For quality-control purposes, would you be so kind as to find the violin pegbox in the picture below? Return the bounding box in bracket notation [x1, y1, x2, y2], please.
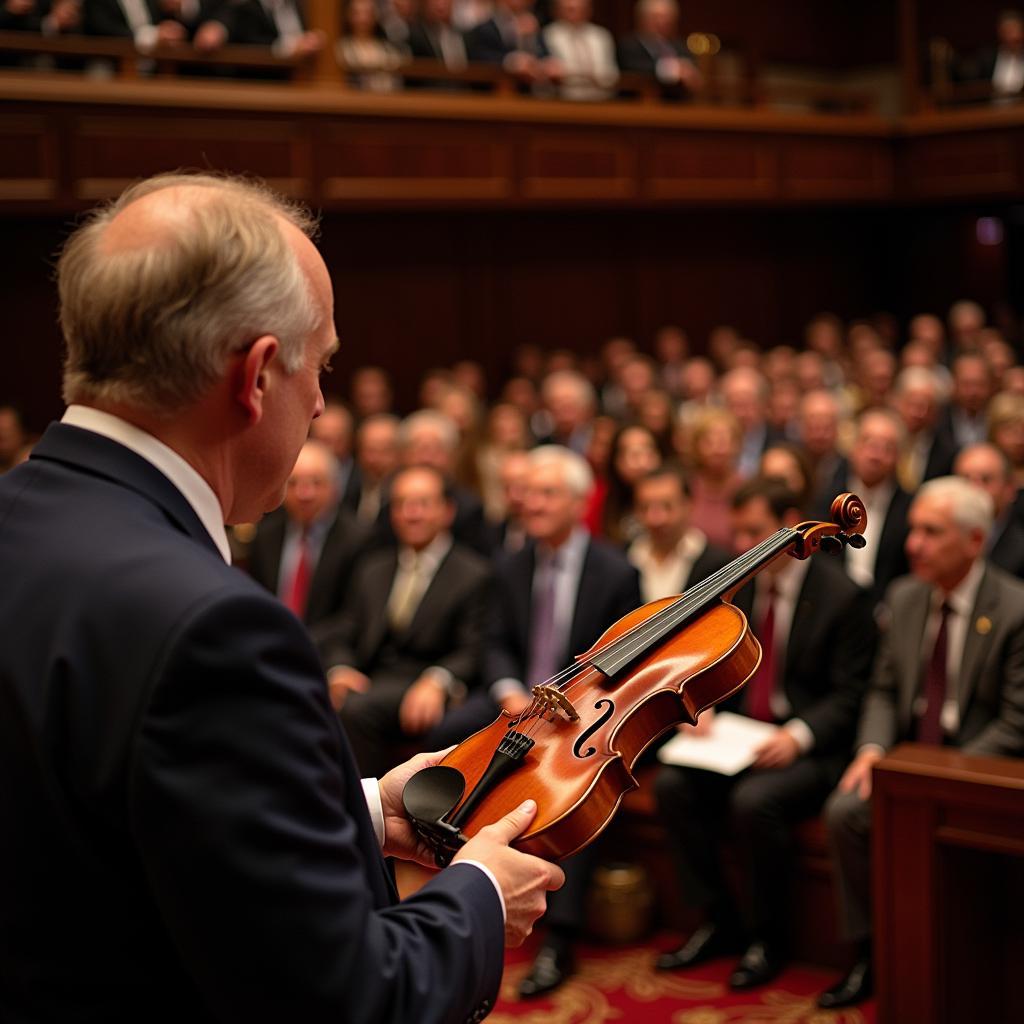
[791, 492, 868, 559]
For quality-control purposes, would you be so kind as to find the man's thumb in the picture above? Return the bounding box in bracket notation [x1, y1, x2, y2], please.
[483, 799, 537, 845]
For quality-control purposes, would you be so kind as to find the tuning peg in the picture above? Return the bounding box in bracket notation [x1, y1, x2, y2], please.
[820, 536, 843, 555]
[847, 534, 867, 549]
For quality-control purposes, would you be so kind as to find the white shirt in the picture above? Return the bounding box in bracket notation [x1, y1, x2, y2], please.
[628, 527, 708, 603]
[845, 475, 895, 589]
[543, 20, 619, 101]
[60, 407, 506, 917]
[994, 50, 1024, 96]
[278, 513, 332, 601]
[752, 558, 815, 752]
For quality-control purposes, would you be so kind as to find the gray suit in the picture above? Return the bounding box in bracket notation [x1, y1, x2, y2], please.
[825, 562, 1024, 941]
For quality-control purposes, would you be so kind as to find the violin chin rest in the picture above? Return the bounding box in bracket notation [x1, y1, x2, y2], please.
[402, 765, 467, 826]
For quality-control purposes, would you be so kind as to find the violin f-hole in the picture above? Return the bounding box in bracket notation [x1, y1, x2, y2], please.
[573, 699, 615, 759]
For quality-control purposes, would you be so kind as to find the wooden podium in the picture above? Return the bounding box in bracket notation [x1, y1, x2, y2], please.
[873, 744, 1024, 1024]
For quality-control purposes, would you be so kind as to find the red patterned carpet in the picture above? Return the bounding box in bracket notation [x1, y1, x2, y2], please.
[490, 935, 876, 1024]
[395, 864, 875, 1023]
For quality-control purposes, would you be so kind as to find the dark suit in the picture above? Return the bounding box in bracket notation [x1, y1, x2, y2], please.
[815, 461, 911, 606]
[246, 505, 369, 628]
[825, 563, 1024, 941]
[210, 0, 305, 46]
[0, 423, 502, 1024]
[616, 32, 694, 99]
[655, 556, 877, 947]
[466, 14, 551, 63]
[83, 0, 202, 38]
[989, 513, 1024, 577]
[316, 542, 492, 776]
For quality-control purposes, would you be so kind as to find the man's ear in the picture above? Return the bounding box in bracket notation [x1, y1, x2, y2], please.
[235, 336, 279, 424]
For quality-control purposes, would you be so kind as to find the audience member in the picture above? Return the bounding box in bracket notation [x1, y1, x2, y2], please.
[194, 0, 323, 58]
[720, 367, 776, 479]
[594, 422, 662, 544]
[686, 407, 744, 550]
[937, 352, 993, 451]
[816, 408, 910, 605]
[490, 448, 531, 552]
[466, 0, 563, 93]
[317, 464, 492, 776]
[379, 0, 415, 51]
[337, 0, 404, 92]
[948, 299, 987, 354]
[478, 401, 531, 520]
[408, 0, 470, 84]
[654, 324, 689, 398]
[350, 365, 395, 419]
[759, 442, 813, 513]
[637, 387, 676, 456]
[542, 0, 618, 101]
[84, 0, 201, 49]
[308, 399, 361, 511]
[655, 478, 875, 990]
[247, 439, 369, 627]
[1, 0, 79, 35]
[628, 463, 732, 602]
[352, 412, 401, 523]
[820, 476, 1024, 1009]
[616, 0, 700, 99]
[796, 389, 844, 496]
[955, 442, 1024, 576]
[892, 367, 955, 492]
[539, 368, 597, 454]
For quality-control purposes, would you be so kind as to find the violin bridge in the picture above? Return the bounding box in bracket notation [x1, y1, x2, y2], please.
[532, 684, 580, 722]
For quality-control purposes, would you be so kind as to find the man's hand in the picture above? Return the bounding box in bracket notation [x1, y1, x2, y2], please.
[193, 20, 227, 52]
[455, 800, 565, 947]
[156, 19, 186, 44]
[500, 692, 533, 717]
[752, 728, 800, 770]
[327, 667, 370, 711]
[378, 746, 457, 866]
[399, 676, 446, 735]
[838, 749, 882, 801]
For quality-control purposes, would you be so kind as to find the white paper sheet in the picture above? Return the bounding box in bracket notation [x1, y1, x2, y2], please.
[656, 711, 778, 776]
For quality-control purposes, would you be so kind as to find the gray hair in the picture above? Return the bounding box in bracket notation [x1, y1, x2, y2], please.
[541, 369, 597, 412]
[528, 444, 594, 498]
[58, 172, 320, 413]
[894, 366, 944, 400]
[400, 409, 459, 453]
[916, 476, 994, 535]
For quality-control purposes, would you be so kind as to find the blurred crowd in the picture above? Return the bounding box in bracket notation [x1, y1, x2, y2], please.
[0, 0, 704, 98]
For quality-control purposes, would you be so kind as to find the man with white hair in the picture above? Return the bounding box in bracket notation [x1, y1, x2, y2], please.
[539, 369, 596, 455]
[432, 444, 641, 999]
[0, 173, 564, 1023]
[892, 366, 956, 492]
[720, 366, 780, 479]
[819, 475, 1024, 1009]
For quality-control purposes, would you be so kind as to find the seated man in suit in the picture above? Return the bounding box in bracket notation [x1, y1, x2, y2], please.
[935, 352, 993, 452]
[542, 0, 619, 102]
[432, 444, 642, 998]
[815, 407, 911, 607]
[352, 412, 401, 524]
[408, 0, 469, 72]
[0, 171, 562, 1023]
[655, 478, 876, 990]
[616, 0, 700, 99]
[318, 464, 492, 777]
[955, 442, 1024, 577]
[466, 0, 564, 92]
[893, 366, 956, 492]
[84, 0, 204, 49]
[627, 462, 732, 602]
[820, 475, 1024, 1009]
[247, 439, 368, 628]
[193, 0, 323, 58]
[309, 399, 361, 512]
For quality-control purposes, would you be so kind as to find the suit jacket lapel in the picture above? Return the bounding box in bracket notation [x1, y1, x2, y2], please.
[403, 547, 453, 638]
[959, 566, 999, 716]
[363, 552, 398, 659]
[569, 541, 597, 659]
[897, 581, 931, 725]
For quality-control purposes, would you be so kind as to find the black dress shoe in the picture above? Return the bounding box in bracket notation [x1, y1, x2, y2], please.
[728, 940, 786, 990]
[518, 942, 574, 999]
[655, 922, 743, 971]
[818, 958, 873, 1009]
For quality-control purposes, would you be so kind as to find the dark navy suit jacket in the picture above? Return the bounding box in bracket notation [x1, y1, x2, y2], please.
[0, 423, 502, 1024]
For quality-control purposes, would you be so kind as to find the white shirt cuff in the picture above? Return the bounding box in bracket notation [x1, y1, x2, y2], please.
[858, 743, 886, 759]
[134, 25, 159, 52]
[491, 677, 529, 702]
[423, 666, 463, 700]
[456, 859, 506, 923]
[361, 778, 385, 849]
[782, 718, 815, 754]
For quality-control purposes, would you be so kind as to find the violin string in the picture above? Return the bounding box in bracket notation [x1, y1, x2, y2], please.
[561, 528, 797, 688]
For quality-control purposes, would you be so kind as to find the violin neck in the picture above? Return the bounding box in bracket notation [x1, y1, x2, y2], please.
[590, 527, 797, 678]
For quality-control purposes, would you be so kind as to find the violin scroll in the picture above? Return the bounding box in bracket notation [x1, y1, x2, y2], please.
[792, 492, 868, 558]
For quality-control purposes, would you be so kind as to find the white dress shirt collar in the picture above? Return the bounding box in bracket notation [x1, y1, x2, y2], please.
[61, 405, 232, 564]
[398, 531, 453, 574]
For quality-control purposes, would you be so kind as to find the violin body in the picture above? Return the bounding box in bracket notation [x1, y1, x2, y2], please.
[403, 493, 867, 867]
[440, 598, 760, 860]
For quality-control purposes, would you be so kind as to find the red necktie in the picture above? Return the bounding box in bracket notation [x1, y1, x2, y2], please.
[746, 583, 777, 722]
[284, 529, 312, 619]
[915, 602, 950, 745]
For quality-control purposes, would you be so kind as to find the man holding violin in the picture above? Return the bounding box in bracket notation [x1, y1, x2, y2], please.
[654, 477, 877, 990]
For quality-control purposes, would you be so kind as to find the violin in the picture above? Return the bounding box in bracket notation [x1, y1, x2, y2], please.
[403, 493, 867, 867]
